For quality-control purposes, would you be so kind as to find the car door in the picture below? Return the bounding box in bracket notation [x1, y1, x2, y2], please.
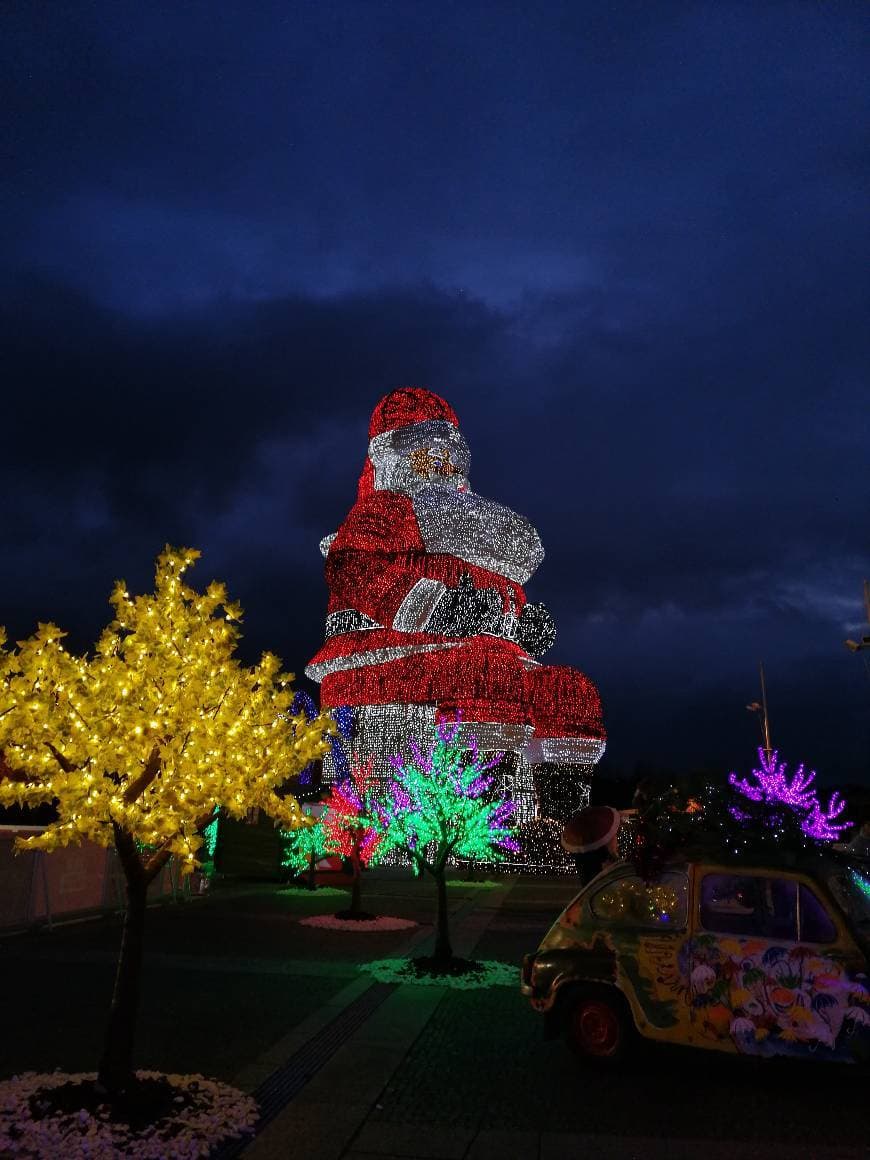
[689, 865, 869, 1060]
[585, 867, 693, 1043]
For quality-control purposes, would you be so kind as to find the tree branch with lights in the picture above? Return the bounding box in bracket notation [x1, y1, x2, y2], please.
[280, 806, 328, 891]
[280, 760, 389, 914]
[0, 546, 333, 1098]
[319, 758, 383, 919]
[627, 748, 852, 880]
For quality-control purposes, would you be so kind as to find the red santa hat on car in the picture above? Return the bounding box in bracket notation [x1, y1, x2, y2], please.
[358, 387, 463, 498]
[561, 806, 622, 854]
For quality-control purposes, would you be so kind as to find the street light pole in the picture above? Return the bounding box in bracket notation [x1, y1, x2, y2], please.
[746, 662, 773, 760]
[844, 580, 870, 653]
[759, 661, 772, 760]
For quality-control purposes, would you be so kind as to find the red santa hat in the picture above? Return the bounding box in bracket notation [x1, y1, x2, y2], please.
[561, 806, 622, 854]
[368, 387, 459, 440]
[358, 387, 460, 499]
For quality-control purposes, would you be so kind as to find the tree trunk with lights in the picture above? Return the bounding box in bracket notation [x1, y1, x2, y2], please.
[97, 827, 161, 1096]
[433, 868, 452, 963]
[349, 838, 363, 917]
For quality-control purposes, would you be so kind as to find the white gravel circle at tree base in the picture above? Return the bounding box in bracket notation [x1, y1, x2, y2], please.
[360, 958, 519, 989]
[299, 914, 418, 931]
[0, 1070, 258, 1159]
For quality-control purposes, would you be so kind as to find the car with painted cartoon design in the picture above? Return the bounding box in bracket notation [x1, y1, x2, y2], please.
[520, 854, 870, 1063]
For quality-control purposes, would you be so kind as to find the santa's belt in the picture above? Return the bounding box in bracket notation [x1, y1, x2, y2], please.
[323, 608, 521, 644]
[324, 609, 382, 638]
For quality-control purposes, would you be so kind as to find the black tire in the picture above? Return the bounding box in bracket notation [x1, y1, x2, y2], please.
[563, 986, 632, 1064]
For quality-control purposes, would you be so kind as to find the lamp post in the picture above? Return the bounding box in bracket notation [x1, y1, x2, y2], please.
[746, 661, 773, 761]
[844, 580, 870, 653]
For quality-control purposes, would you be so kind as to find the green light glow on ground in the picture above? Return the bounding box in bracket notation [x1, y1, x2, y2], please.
[360, 958, 518, 989]
[277, 885, 349, 897]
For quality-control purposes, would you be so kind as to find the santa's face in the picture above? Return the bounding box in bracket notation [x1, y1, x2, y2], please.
[409, 443, 462, 482]
[369, 419, 471, 494]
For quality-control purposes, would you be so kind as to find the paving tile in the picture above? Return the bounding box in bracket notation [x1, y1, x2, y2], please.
[350, 1121, 475, 1159]
[244, 1100, 371, 1160]
[466, 1128, 539, 1160]
[541, 1133, 667, 1160]
[300, 1042, 409, 1106]
[342, 1153, 417, 1160]
[233, 975, 374, 1090]
[294, 989, 447, 1107]
[540, 1136, 870, 1160]
[664, 1140, 868, 1160]
[355, 986, 447, 1047]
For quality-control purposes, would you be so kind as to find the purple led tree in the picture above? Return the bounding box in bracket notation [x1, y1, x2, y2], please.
[729, 748, 851, 841]
[370, 717, 518, 966]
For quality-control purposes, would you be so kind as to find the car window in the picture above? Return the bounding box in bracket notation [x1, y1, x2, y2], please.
[590, 871, 688, 929]
[828, 867, 870, 932]
[765, 876, 798, 939]
[699, 873, 798, 940]
[799, 883, 837, 943]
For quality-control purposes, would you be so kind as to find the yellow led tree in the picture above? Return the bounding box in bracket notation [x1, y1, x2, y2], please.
[0, 547, 333, 1097]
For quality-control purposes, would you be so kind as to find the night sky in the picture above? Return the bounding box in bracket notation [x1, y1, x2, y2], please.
[2, 3, 868, 785]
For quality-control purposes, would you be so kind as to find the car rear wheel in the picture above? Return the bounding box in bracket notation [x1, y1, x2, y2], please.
[567, 990, 629, 1062]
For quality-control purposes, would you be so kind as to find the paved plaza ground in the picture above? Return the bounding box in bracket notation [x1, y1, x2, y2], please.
[1, 872, 868, 1159]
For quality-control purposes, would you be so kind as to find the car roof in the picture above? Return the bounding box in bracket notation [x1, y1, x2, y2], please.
[603, 848, 862, 881]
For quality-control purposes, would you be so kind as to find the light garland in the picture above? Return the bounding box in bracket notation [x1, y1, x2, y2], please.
[306, 387, 607, 871]
[591, 876, 685, 925]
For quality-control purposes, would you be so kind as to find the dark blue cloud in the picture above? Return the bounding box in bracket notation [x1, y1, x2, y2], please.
[1, 0, 867, 782]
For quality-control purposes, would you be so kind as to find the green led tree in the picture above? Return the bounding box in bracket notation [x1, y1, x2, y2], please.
[370, 717, 518, 966]
[280, 805, 327, 891]
[280, 762, 383, 914]
[0, 547, 333, 1100]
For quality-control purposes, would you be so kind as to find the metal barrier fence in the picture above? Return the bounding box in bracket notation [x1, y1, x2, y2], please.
[0, 826, 202, 930]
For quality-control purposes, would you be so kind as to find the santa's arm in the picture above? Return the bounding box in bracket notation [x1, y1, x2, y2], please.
[392, 576, 448, 631]
[326, 494, 524, 635]
[326, 547, 512, 630]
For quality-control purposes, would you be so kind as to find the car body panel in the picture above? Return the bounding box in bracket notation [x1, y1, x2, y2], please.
[522, 857, 870, 1063]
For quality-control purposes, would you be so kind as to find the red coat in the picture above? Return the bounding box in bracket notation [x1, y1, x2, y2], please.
[306, 489, 605, 746]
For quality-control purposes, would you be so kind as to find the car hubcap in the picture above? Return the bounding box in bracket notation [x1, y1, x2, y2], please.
[575, 1000, 619, 1056]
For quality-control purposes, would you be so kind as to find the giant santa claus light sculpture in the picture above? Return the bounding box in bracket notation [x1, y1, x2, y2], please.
[306, 387, 606, 867]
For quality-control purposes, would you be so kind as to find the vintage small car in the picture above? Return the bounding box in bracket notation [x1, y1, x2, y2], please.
[520, 851, 870, 1063]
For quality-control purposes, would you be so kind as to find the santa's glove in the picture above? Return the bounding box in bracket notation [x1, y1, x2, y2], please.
[517, 602, 557, 658]
[427, 572, 503, 637]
